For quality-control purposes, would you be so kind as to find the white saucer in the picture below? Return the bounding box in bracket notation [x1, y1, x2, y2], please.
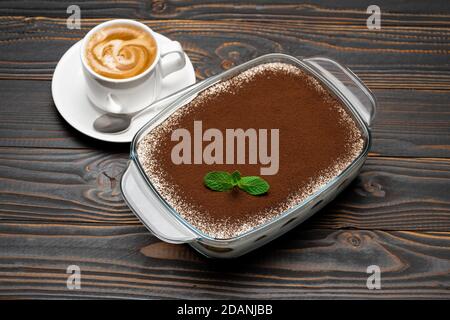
[52, 33, 196, 143]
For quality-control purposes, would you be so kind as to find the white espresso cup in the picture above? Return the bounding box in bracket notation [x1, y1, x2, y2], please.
[80, 19, 186, 114]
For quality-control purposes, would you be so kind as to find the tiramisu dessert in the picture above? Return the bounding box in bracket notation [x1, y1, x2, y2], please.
[137, 62, 365, 239]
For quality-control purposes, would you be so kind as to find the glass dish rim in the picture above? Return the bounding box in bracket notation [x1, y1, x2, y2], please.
[129, 53, 372, 244]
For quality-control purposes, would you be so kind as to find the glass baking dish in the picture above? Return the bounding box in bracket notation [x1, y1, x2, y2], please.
[121, 54, 376, 258]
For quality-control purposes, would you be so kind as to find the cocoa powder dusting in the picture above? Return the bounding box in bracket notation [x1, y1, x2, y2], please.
[137, 63, 365, 239]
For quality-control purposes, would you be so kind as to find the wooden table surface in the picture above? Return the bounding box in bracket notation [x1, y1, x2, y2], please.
[0, 0, 449, 299]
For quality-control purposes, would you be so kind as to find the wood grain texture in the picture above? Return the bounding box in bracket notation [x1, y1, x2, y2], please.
[0, 0, 449, 22]
[0, 16, 448, 87]
[0, 222, 448, 299]
[0, 0, 449, 300]
[1, 147, 449, 232]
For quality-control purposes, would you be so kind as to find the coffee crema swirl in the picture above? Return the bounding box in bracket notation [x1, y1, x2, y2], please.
[85, 24, 157, 79]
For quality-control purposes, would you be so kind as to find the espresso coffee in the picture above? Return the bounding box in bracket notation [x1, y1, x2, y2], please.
[137, 63, 365, 239]
[85, 24, 157, 79]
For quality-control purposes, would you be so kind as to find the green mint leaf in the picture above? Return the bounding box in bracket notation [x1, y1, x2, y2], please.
[237, 176, 270, 195]
[231, 171, 241, 184]
[204, 171, 234, 192]
[203, 171, 270, 196]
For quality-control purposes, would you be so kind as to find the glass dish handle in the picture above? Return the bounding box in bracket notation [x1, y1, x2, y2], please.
[121, 161, 197, 244]
[303, 57, 376, 126]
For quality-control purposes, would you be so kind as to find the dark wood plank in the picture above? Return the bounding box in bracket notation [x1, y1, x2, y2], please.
[0, 0, 449, 300]
[371, 90, 450, 158]
[309, 156, 450, 231]
[0, 80, 129, 149]
[1, 80, 450, 157]
[0, 17, 449, 88]
[1, 147, 450, 231]
[0, 147, 133, 224]
[0, 0, 449, 22]
[0, 222, 448, 299]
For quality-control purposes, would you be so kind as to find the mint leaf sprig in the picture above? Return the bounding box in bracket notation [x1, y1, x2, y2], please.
[204, 171, 270, 196]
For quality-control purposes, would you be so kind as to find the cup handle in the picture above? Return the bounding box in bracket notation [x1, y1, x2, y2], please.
[303, 57, 377, 126]
[121, 160, 197, 244]
[159, 41, 187, 78]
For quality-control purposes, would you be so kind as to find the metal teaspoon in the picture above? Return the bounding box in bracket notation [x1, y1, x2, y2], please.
[93, 81, 204, 134]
